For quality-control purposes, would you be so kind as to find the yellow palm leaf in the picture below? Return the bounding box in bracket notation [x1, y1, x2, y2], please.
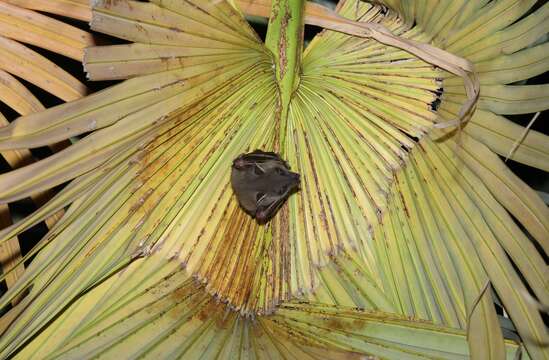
[0, 0, 547, 359]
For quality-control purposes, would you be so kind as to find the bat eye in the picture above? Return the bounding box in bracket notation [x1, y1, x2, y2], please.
[256, 192, 265, 201]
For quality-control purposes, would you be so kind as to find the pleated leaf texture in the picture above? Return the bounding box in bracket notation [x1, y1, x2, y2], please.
[0, 0, 548, 359]
[0, 0, 94, 305]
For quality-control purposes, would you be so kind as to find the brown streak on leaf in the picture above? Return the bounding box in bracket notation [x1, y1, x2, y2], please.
[278, 6, 289, 80]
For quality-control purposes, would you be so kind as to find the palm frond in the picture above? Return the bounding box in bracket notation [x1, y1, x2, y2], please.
[0, 1, 94, 295]
[0, 0, 547, 359]
[2, 0, 91, 21]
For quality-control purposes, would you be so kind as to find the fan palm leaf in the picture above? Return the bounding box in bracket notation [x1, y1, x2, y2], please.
[2, 0, 90, 21]
[0, 0, 547, 359]
[0, 0, 94, 294]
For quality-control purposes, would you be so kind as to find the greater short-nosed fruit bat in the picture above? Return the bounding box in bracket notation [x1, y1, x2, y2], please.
[231, 150, 300, 223]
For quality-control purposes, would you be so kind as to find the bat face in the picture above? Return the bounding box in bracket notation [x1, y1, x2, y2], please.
[231, 150, 300, 223]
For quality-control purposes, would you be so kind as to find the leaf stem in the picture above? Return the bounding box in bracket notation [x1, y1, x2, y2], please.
[264, 0, 305, 153]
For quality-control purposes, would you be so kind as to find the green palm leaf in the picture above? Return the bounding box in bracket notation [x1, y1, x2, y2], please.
[0, 0, 547, 359]
[0, 0, 94, 299]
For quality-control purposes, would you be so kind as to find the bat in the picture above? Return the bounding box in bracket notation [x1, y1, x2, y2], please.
[231, 150, 300, 223]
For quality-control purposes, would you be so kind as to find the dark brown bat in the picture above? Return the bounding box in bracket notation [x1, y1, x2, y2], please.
[231, 150, 300, 223]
